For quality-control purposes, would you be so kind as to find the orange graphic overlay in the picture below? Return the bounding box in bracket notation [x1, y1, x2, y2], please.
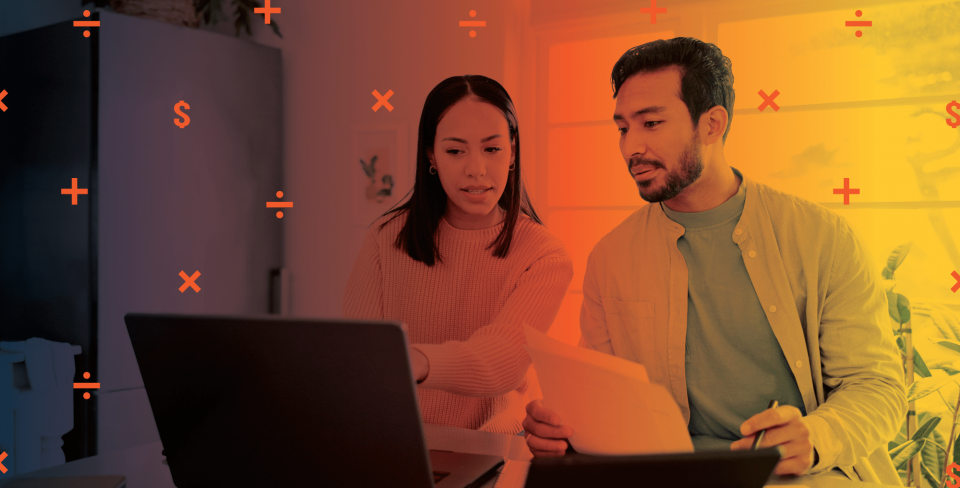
[757, 89, 780, 112]
[372, 89, 394, 112]
[459, 10, 486, 37]
[844, 10, 872, 38]
[179, 270, 201, 293]
[0, 90, 7, 112]
[74, 372, 100, 400]
[60, 178, 88, 205]
[833, 178, 861, 205]
[639, 0, 667, 24]
[267, 191, 293, 218]
[254, 0, 281, 24]
[0, 451, 7, 474]
[73, 10, 99, 37]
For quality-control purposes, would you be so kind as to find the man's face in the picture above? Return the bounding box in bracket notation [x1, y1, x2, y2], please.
[613, 67, 704, 203]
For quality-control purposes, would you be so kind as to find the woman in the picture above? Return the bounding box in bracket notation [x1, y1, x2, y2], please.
[342, 75, 573, 434]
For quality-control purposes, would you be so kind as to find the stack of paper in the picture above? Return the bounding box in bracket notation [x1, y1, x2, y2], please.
[524, 325, 693, 455]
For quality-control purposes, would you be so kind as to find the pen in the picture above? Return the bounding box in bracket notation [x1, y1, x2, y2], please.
[751, 400, 779, 450]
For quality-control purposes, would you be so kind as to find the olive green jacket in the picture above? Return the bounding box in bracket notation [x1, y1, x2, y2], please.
[578, 172, 906, 485]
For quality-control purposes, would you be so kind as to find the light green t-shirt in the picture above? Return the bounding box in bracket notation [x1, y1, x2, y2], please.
[661, 168, 806, 452]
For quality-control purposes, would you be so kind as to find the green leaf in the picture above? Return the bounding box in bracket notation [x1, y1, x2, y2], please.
[937, 339, 960, 355]
[897, 336, 908, 356]
[891, 439, 924, 470]
[942, 365, 960, 376]
[915, 349, 933, 378]
[887, 242, 913, 273]
[888, 292, 912, 325]
[953, 429, 960, 475]
[921, 457, 940, 488]
[882, 267, 894, 280]
[908, 375, 955, 402]
[913, 416, 942, 441]
[930, 305, 960, 342]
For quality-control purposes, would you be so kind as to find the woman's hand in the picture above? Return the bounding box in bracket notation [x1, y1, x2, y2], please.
[409, 346, 429, 383]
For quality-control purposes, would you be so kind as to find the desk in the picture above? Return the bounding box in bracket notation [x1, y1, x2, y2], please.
[0, 424, 901, 488]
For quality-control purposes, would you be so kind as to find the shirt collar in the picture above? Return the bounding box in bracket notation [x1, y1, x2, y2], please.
[659, 167, 746, 229]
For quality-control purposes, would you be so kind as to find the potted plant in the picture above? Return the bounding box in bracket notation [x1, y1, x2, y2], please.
[885, 242, 960, 487]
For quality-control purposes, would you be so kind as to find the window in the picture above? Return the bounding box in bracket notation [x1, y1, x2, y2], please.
[530, 0, 960, 346]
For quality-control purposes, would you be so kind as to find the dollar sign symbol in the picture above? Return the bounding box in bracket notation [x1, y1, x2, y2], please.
[947, 100, 960, 129]
[174, 100, 191, 129]
[948, 462, 960, 488]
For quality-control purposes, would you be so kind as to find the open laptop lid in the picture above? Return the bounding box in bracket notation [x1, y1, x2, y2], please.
[124, 313, 435, 487]
[524, 448, 781, 488]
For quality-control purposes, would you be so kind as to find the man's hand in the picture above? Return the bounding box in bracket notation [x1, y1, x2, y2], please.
[521, 400, 574, 457]
[730, 405, 814, 476]
[409, 346, 429, 383]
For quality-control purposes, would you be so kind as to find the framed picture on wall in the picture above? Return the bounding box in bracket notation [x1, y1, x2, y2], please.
[350, 123, 411, 222]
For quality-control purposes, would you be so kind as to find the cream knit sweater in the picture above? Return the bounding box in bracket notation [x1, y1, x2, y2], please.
[343, 210, 573, 433]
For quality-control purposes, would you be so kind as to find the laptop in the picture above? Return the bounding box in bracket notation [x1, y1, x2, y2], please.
[524, 448, 781, 488]
[124, 313, 504, 488]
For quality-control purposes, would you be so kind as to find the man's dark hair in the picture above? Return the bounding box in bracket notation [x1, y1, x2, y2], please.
[611, 37, 735, 143]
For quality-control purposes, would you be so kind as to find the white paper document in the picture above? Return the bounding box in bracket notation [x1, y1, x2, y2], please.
[524, 325, 694, 455]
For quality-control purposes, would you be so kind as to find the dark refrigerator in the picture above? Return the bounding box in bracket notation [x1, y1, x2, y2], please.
[0, 10, 282, 468]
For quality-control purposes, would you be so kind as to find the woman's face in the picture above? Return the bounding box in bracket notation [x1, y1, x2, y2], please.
[430, 98, 514, 229]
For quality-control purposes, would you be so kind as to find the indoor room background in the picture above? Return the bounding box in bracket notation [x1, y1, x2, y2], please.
[0, 0, 958, 483]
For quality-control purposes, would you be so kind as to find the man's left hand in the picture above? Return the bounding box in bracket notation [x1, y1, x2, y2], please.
[730, 405, 814, 476]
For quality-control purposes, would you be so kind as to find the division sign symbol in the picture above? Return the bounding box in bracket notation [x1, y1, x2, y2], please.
[267, 190, 293, 218]
[254, 0, 281, 24]
[459, 10, 486, 37]
[372, 89, 394, 112]
[73, 10, 100, 37]
[73, 372, 100, 400]
[952, 271, 960, 293]
[833, 178, 860, 205]
[758, 89, 780, 112]
[640, 0, 667, 24]
[0, 90, 7, 112]
[179, 270, 201, 293]
[845, 10, 872, 37]
[61, 178, 89, 205]
[0, 451, 7, 474]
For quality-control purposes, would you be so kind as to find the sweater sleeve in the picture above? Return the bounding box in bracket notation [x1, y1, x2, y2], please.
[411, 245, 574, 397]
[342, 226, 385, 320]
[803, 217, 907, 474]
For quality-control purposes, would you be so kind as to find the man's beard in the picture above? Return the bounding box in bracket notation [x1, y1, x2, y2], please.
[630, 135, 703, 203]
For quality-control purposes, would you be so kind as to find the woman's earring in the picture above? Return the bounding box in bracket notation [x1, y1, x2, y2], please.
[508, 162, 516, 171]
[429, 166, 438, 175]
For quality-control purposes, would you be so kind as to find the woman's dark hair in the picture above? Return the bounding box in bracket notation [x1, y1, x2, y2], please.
[611, 37, 735, 143]
[378, 75, 542, 266]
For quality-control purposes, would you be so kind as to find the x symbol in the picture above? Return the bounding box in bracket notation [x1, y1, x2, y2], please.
[758, 89, 780, 112]
[179, 270, 201, 293]
[952, 271, 960, 293]
[372, 89, 394, 112]
[0, 90, 7, 112]
[0, 451, 7, 474]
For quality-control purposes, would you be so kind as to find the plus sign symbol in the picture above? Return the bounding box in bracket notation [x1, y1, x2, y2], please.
[60, 178, 89, 205]
[833, 178, 860, 205]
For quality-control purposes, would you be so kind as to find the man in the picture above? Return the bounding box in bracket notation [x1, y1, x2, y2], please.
[522, 37, 906, 483]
